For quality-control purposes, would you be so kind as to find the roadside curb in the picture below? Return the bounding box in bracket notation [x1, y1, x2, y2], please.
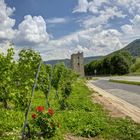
[86, 80, 140, 123]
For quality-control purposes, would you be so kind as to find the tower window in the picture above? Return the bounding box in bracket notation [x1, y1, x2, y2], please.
[78, 63, 80, 66]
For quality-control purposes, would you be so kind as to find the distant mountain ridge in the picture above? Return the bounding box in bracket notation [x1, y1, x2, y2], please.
[45, 39, 140, 66]
[45, 56, 102, 67]
[120, 39, 140, 57]
[106, 39, 140, 58]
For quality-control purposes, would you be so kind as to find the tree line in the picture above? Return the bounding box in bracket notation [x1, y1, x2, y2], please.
[85, 51, 134, 76]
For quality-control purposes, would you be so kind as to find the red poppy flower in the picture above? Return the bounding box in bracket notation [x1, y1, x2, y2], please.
[32, 113, 37, 119]
[36, 106, 45, 112]
[48, 108, 54, 116]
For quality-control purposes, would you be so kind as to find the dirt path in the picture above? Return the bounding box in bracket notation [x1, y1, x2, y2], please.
[92, 93, 126, 118]
[86, 81, 140, 123]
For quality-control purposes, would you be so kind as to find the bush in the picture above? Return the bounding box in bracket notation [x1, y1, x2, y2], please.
[31, 106, 60, 138]
[131, 57, 140, 73]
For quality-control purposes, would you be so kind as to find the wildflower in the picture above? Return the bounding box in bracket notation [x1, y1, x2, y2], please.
[36, 106, 45, 112]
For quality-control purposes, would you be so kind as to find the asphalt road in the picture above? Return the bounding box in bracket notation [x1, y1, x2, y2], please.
[91, 78, 140, 108]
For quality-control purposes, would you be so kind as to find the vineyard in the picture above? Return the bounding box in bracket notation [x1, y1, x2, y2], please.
[0, 48, 140, 140]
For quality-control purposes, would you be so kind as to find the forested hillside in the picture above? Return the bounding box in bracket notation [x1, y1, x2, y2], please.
[85, 39, 140, 76]
[85, 51, 133, 76]
[121, 39, 140, 57]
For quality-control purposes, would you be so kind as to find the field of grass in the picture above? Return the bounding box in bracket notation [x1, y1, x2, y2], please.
[0, 79, 140, 140]
[109, 79, 140, 86]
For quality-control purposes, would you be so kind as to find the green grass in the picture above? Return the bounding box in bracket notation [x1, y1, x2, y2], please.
[109, 79, 140, 86]
[0, 79, 140, 139]
[127, 73, 140, 76]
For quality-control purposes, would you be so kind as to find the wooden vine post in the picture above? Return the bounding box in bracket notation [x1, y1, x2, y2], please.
[21, 61, 42, 140]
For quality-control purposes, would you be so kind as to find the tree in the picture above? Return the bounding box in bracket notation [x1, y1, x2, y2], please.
[51, 63, 78, 109]
[0, 48, 15, 108]
[14, 49, 42, 110]
[59, 67, 78, 110]
[51, 63, 65, 99]
[38, 64, 52, 108]
[84, 51, 132, 76]
[110, 53, 130, 75]
[131, 57, 140, 72]
[102, 57, 111, 75]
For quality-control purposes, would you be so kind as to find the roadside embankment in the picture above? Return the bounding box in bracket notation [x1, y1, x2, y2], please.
[87, 81, 140, 123]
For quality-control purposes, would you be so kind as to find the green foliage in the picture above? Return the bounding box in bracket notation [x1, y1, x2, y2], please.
[31, 107, 59, 138]
[131, 57, 140, 73]
[38, 64, 52, 108]
[0, 108, 24, 139]
[85, 51, 132, 75]
[104, 118, 140, 140]
[51, 63, 78, 109]
[0, 79, 140, 140]
[110, 53, 130, 75]
[14, 49, 42, 110]
[52, 63, 65, 95]
[0, 47, 140, 140]
[0, 48, 15, 108]
[59, 67, 78, 110]
[62, 112, 107, 137]
[55, 80, 140, 139]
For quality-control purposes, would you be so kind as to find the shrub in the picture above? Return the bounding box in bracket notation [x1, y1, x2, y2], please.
[31, 106, 59, 138]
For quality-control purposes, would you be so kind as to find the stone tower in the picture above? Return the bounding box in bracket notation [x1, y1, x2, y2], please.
[71, 52, 85, 77]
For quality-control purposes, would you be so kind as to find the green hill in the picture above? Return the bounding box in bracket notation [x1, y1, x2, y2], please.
[45, 56, 102, 67]
[106, 39, 140, 58]
[120, 39, 140, 57]
[45, 59, 71, 67]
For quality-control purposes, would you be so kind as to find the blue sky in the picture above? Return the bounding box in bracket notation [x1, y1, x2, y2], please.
[5, 0, 81, 38]
[1, 0, 140, 60]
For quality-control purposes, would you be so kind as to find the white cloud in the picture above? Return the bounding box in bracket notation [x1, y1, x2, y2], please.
[121, 24, 133, 34]
[121, 15, 140, 37]
[46, 17, 67, 24]
[73, 0, 108, 14]
[81, 6, 126, 28]
[37, 26, 123, 60]
[88, 0, 107, 14]
[73, 0, 140, 15]
[119, 14, 140, 46]
[73, 0, 88, 13]
[1, 0, 140, 61]
[74, 45, 89, 53]
[131, 15, 140, 31]
[0, 41, 13, 53]
[15, 15, 50, 46]
[0, 0, 15, 41]
[117, 0, 140, 15]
